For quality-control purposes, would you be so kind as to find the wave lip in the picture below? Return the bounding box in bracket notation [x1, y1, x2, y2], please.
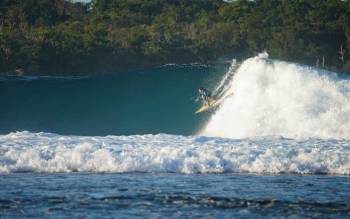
[1, 132, 349, 175]
[203, 53, 350, 139]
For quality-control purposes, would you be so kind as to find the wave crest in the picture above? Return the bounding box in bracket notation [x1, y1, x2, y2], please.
[203, 54, 350, 139]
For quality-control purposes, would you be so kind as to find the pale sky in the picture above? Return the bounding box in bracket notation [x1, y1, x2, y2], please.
[72, 0, 91, 2]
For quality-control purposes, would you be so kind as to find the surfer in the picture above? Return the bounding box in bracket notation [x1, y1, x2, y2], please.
[196, 87, 211, 106]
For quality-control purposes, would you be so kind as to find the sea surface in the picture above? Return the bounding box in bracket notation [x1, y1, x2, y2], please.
[1, 54, 350, 218]
[1, 173, 349, 218]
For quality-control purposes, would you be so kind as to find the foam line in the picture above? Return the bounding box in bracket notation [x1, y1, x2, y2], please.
[0, 132, 349, 174]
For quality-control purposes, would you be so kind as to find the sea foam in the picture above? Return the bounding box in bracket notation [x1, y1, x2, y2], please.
[0, 131, 349, 174]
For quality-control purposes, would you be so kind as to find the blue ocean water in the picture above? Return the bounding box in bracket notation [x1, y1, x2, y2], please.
[1, 173, 350, 218]
[0, 63, 226, 136]
[1, 56, 350, 218]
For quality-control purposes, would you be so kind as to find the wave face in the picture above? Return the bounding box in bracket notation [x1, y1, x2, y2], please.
[203, 53, 350, 139]
[0, 64, 225, 136]
[1, 131, 349, 174]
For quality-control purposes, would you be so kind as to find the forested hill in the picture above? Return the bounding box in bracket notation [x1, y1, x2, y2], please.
[1, 0, 350, 75]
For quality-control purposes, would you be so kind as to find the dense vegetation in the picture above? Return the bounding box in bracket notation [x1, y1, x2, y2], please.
[0, 0, 350, 75]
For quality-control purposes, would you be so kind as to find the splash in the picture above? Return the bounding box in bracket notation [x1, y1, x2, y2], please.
[203, 53, 350, 139]
[0, 131, 349, 174]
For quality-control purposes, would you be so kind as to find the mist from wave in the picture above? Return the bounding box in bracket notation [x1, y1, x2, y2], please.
[203, 53, 350, 139]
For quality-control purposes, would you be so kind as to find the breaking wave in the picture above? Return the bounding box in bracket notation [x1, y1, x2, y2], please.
[203, 53, 350, 139]
[1, 54, 350, 175]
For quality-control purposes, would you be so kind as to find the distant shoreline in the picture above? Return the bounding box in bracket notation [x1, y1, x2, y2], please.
[1, 0, 349, 75]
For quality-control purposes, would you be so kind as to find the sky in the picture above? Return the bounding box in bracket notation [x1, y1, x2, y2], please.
[72, 0, 91, 2]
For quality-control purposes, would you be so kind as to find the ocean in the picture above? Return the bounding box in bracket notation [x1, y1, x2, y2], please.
[1, 53, 350, 218]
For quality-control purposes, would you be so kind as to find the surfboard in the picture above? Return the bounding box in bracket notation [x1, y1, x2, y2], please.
[195, 98, 219, 114]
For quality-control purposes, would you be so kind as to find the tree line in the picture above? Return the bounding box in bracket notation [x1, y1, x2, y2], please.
[0, 0, 349, 75]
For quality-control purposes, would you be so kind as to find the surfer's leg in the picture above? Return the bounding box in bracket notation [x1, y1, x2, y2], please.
[204, 100, 209, 106]
[205, 96, 210, 106]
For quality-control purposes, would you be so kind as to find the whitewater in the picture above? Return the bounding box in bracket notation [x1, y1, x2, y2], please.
[1, 54, 350, 175]
[1, 131, 349, 174]
[204, 53, 350, 139]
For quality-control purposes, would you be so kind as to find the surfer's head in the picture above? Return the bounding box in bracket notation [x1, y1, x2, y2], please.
[198, 87, 204, 92]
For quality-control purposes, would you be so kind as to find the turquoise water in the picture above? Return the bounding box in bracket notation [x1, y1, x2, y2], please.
[1, 56, 350, 218]
[0, 64, 227, 135]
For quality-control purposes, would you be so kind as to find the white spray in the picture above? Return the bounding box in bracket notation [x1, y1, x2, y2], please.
[202, 53, 350, 139]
